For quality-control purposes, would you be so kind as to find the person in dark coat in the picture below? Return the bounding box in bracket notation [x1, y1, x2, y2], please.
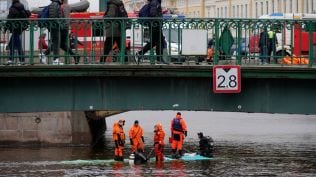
[47, 0, 79, 65]
[100, 0, 128, 63]
[258, 28, 269, 64]
[6, 0, 30, 65]
[136, 0, 165, 64]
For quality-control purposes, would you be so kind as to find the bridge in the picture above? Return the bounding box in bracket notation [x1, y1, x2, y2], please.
[1, 64, 316, 114]
[1, 17, 316, 114]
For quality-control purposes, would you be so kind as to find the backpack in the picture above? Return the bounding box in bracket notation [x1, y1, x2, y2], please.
[38, 6, 49, 28]
[20, 9, 31, 31]
[138, 3, 150, 17]
[20, 9, 31, 18]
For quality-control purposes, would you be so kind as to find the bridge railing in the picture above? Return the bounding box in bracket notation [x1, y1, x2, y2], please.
[0, 17, 315, 66]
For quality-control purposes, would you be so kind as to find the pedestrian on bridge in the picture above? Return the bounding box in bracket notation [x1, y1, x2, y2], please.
[268, 28, 278, 64]
[5, 0, 31, 65]
[101, 0, 128, 63]
[135, 0, 166, 64]
[259, 28, 269, 64]
[47, 0, 80, 65]
[170, 112, 187, 158]
[113, 119, 126, 161]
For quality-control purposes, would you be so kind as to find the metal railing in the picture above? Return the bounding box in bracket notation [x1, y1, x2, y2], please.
[0, 17, 315, 66]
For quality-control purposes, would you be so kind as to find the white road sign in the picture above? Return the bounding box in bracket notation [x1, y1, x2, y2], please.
[213, 65, 241, 93]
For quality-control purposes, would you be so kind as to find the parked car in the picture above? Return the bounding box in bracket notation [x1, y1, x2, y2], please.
[162, 29, 185, 62]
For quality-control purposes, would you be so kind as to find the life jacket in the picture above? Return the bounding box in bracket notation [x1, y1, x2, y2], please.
[154, 130, 165, 144]
[172, 118, 183, 132]
[113, 123, 125, 141]
[268, 31, 275, 39]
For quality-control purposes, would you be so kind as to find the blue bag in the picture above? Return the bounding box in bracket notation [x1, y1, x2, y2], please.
[138, 4, 150, 17]
[38, 6, 49, 28]
[138, 3, 151, 26]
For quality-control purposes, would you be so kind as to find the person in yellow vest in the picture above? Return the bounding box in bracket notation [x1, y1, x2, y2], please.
[268, 29, 278, 64]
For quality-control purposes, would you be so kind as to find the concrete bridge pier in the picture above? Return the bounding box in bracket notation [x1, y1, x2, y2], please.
[84, 111, 122, 149]
[0, 111, 122, 147]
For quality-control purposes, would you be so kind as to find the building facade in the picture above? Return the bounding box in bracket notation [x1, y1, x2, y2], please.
[204, 0, 316, 18]
[197, 0, 316, 18]
[123, 0, 316, 18]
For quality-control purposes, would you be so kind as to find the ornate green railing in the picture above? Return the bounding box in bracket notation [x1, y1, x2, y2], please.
[0, 17, 315, 66]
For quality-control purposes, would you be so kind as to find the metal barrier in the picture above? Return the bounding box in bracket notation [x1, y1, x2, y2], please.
[0, 17, 315, 66]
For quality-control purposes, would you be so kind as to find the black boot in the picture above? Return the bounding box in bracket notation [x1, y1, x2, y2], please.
[74, 55, 80, 64]
[171, 149, 177, 158]
[118, 156, 124, 161]
[114, 156, 119, 161]
[179, 150, 183, 157]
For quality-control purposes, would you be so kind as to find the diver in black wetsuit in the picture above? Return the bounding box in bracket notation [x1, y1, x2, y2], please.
[197, 132, 214, 158]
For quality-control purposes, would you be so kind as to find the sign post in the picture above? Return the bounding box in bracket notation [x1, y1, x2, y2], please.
[213, 65, 241, 93]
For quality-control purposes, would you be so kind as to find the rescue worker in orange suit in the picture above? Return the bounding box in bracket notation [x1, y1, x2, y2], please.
[113, 119, 125, 161]
[154, 123, 165, 162]
[129, 120, 145, 153]
[171, 112, 187, 158]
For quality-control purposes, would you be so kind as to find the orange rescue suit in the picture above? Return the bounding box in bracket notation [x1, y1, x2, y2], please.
[129, 124, 144, 152]
[171, 114, 187, 151]
[154, 123, 165, 161]
[113, 122, 125, 158]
